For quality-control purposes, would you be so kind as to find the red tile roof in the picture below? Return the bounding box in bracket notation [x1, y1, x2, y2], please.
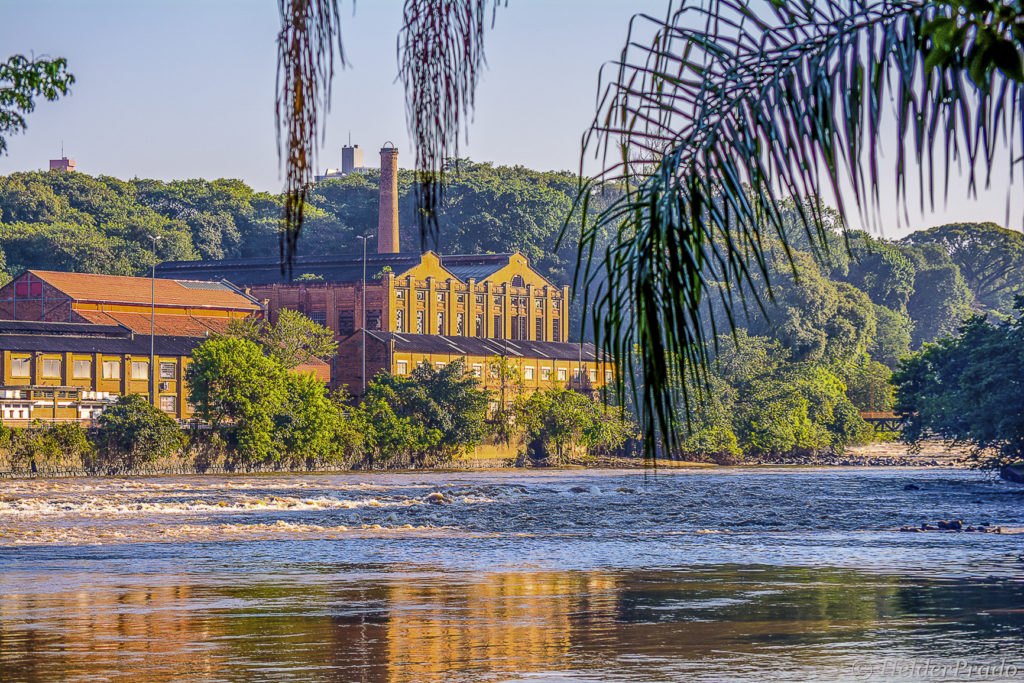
[74, 311, 234, 336]
[27, 270, 262, 311]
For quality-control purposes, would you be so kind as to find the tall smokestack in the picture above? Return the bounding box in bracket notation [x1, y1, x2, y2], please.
[377, 144, 399, 254]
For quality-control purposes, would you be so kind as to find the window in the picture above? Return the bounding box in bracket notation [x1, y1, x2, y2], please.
[457, 294, 465, 304]
[160, 362, 176, 380]
[475, 294, 484, 304]
[541, 367, 552, 381]
[510, 315, 519, 340]
[605, 370, 613, 384]
[573, 368, 581, 381]
[308, 311, 327, 326]
[471, 363, 482, 377]
[73, 360, 91, 379]
[520, 315, 528, 340]
[132, 361, 148, 380]
[536, 298, 544, 309]
[557, 368, 567, 381]
[524, 366, 535, 380]
[338, 310, 355, 336]
[396, 289, 405, 300]
[437, 292, 445, 302]
[552, 319, 561, 341]
[416, 290, 425, 301]
[475, 314, 484, 337]
[456, 312, 465, 335]
[396, 360, 408, 375]
[366, 310, 382, 331]
[536, 318, 544, 341]
[493, 315, 502, 338]
[102, 360, 121, 379]
[590, 369, 598, 382]
[10, 357, 29, 377]
[493, 296, 502, 306]
[416, 310, 425, 334]
[42, 359, 61, 378]
[436, 361, 446, 369]
[511, 275, 525, 287]
[416, 360, 426, 369]
[554, 300, 561, 312]
[159, 395, 177, 413]
[396, 309, 405, 333]
[436, 312, 445, 335]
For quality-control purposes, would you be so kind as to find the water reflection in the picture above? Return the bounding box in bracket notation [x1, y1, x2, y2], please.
[1, 565, 1022, 682]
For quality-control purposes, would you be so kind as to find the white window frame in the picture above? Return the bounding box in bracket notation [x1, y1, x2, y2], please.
[131, 361, 149, 380]
[524, 366, 535, 380]
[10, 357, 30, 378]
[557, 368, 567, 381]
[102, 360, 121, 380]
[73, 359, 92, 379]
[471, 363, 482, 378]
[42, 358, 61, 378]
[541, 367, 552, 381]
[396, 360, 408, 375]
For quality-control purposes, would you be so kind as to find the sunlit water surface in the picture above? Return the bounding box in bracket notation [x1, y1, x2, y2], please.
[0, 468, 1022, 682]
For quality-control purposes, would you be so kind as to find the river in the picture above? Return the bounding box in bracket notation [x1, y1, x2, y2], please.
[0, 468, 1021, 682]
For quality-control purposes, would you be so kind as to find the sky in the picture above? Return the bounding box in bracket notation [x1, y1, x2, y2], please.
[1, 0, 1020, 238]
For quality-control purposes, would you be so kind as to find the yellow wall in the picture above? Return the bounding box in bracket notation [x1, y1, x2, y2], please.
[0, 349, 194, 425]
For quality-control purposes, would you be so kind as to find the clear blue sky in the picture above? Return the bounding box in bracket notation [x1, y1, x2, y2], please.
[1, 0, 1019, 236]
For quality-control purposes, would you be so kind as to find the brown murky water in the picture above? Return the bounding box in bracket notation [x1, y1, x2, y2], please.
[0, 468, 1022, 681]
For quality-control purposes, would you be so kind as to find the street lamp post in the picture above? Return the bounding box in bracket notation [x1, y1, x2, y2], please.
[148, 234, 161, 405]
[356, 235, 368, 394]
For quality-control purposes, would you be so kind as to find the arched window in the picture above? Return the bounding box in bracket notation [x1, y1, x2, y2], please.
[511, 274, 525, 287]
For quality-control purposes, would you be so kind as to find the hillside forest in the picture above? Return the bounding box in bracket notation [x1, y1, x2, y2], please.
[1, 165, 1022, 461]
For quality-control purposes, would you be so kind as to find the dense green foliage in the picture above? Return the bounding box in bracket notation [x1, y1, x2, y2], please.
[676, 332, 874, 463]
[893, 305, 1024, 468]
[514, 385, 633, 463]
[94, 394, 184, 470]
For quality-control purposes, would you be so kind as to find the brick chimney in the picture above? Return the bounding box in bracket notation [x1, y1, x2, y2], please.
[377, 144, 399, 253]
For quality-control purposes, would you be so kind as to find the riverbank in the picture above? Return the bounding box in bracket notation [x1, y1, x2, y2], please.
[0, 442, 977, 479]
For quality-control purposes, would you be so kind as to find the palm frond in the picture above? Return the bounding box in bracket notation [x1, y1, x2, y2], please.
[575, 0, 1023, 455]
[276, 0, 345, 278]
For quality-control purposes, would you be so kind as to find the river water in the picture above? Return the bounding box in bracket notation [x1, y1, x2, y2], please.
[0, 468, 1021, 682]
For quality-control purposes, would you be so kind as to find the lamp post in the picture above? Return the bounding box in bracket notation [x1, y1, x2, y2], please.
[148, 234, 161, 405]
[356, 235, 368, 394]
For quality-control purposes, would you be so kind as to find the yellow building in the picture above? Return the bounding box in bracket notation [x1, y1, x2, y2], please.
[0, 320, 198, 425]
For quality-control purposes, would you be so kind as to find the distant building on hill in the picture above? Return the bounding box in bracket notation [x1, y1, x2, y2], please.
[314, 143, 369, 182]
[48, 156, 75, 172]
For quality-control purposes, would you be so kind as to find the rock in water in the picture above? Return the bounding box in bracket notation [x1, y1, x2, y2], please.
[937, 520, 963, 530]
[425, 492, 452, 505]
[1000, 463, 1024, 485]
[903, 483, 920, 491]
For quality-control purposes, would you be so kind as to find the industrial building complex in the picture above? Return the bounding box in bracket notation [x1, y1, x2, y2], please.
[0, 144, 611, 425]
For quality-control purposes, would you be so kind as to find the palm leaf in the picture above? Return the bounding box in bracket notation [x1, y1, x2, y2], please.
[573, 0, 1023, 455]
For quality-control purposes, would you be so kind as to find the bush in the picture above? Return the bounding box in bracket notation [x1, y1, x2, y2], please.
[95, 394, 183, 471]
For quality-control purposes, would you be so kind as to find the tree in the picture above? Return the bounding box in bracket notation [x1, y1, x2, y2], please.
[1, 55, 74, 154]
[185, 336, 287, 462]
[868, 305, 914, 369]
[226, 308, 337, 369]
[903, 223, 1024, 314]
[893, 306, 1024, 467]
[95, 394, 183, 470]
[514, 386, 633, 463]
[905, 263, 975, 347]
[363, 359, 491, 465]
